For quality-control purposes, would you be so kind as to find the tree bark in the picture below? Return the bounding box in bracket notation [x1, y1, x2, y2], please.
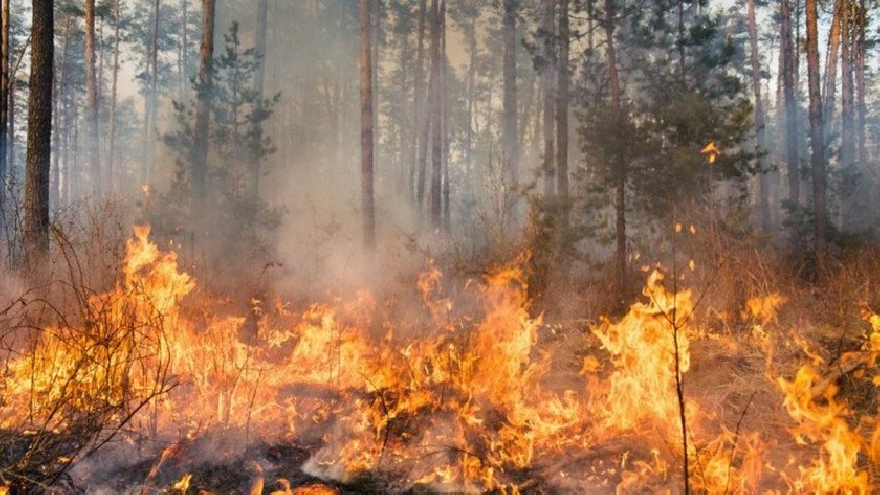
[805, 0, 828, 270]
[441, 0, 449, 229]
[25, 0, 54, 264]
[605, 0, 626, 305]
[541, 0, 555, 199]
[780, 0, 800, 206]
[840, 0, 855, 231]
[429, 0, 442, 228]
[747, 0, 770, 230]
[252, 0, 268, 201]
[556, 0, 569, 229]
[359, 0, 375, 249]
[193, 0, 215, 207]
[501, 0, 518, 212]
[108, 0, 121, 192]
[415, 0, 428, 209]
[822, 0, 842, 143]
[0, 0, 8, 229]
[85, 0, 101, 193]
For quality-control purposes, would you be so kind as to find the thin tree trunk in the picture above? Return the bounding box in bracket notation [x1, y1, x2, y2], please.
[193, 0, 215, 207]
[85, 0, 101, 193]
[855, 0, 866, 167]
[822, 0, 842, 143]
[441, 0, 449, 229]
[805, 0, 828, 271]
[541, 0, 555, 199]
[25, 0, 54, 265]
[501, 0, 518, 213]
[108, 0, 121, 192]
[415, 0, 428, 209]
[0, 0, 8, 229]
[840, 0, 855, 230]
[605, 0, 626, 305]
[145, 0, 160, 186]
[781, 0, 800, 206]
[180, 0, 188, 99]
[252, 0, 268, 201]
[556, 0, 569, 229]
[359, 0, 375, 249]
[747, 0, 770, 230]
[429, 0, 442, 228]
[55, 15, 72, 207]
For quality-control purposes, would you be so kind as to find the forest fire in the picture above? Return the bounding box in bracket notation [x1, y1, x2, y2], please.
[0, 227, 876, 493]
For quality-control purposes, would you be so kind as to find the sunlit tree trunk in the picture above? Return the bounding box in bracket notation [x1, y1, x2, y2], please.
[541, 0, 555, 199]
[747, 0, 770, 230]
[359, 0, 375, 249]
[429, 0, 442, 228]
[85, 0, 101, 194]
[805, 0, 828, 270]
[556, 0, 569, 229]
[193, 0, 215, 207]
[501, 0, 518, 213]
[780, 0, 800, 206]
[25, 0, 53, 265]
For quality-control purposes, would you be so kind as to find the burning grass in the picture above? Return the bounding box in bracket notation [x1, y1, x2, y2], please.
[0, 227, 878, 492]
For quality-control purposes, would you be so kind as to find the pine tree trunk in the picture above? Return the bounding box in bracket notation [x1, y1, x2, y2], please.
[359, 0, 375, 249]
[501, 0, 518, 213]
[0, 0, 8, 229]
[747, 0, 770, 230]
[193, 0, 215, 207]
[85, 0, 101, 193]
[415, 0, 428, 210]
[429, 0, 442, 228]
[252, 0, 268, 201]
[605, 0, 626, 305]
[840, 0, 855, 230]
[780, 0, 800, 206]
[822, 0, 842, 143]
[25, 0, 54, 265]
[805, 0, 828, 271]
[108, 0, 121, 192]
[541, 0, 555, 200]
[441, 0, 449, 229]
[556, 0, 569, 229]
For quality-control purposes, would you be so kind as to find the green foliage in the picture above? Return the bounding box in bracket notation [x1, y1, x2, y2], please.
[159, 22, 281, 279]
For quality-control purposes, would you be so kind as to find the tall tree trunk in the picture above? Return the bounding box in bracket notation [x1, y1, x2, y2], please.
[541, 0, 555, 199]
[822, 0, 842, 143]
[556, 0, 569, 230]
[605, 0, 626, 305]
[429, 0, 442, 228]
[108, 0, 121, 192]
[501, 0, 518, 214]
[25, 0, 54, 265]
[805, 0, 828, 271]
[146, 0, 160, 186]
[54, 15, 71, 207]
[359, 0, 375, 249]
[440, 0, 449, 228]
[193, 0, 215, 207]
[85, 0, 101, 194]
[855, 0, 866, 167]
[0, 0, 8, 230]
[251, 0, 268, 201]
[415, 0, 428, 209]
[840, 0, 855, 230]
[747, 0, 770, 230]
[464, 9, 476, 197]
[781, 0, 800, 206]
